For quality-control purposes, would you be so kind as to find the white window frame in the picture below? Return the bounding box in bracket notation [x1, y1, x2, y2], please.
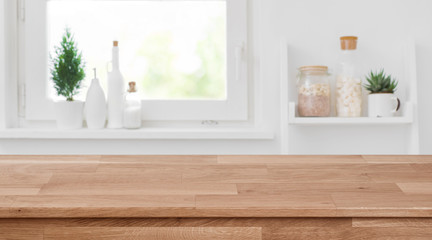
[0, 0, 5, 128]
[21, 0, 248, 121]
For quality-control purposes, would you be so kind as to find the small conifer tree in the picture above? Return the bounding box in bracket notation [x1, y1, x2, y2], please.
[51, 27, 85, 101]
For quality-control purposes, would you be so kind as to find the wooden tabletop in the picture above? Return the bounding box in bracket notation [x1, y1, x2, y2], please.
[0, 155, 431, 218]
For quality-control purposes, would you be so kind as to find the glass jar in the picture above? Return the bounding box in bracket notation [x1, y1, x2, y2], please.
[336, 36, 362, 117]
[297, 65, 331, 117]
[123, 82, 142, 129]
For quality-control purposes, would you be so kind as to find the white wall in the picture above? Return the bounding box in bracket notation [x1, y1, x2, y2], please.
[274, 0, 431, 154]
[0, 0, 431, 154]
[271, 0, 422, 154]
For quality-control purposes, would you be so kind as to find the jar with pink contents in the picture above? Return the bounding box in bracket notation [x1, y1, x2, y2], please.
[297, 65, 331, 117]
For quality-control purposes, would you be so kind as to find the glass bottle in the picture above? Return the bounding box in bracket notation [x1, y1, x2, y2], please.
[123, 82, 141, 129]
[335, 36, 362, 117]
[297, 65, 331, 117]
[107, 41, 125, 128]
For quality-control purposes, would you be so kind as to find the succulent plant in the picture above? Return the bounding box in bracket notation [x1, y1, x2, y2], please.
[364, 69, 398, 94]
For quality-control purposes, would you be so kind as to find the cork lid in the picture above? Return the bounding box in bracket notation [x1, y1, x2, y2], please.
[128, 82, 137, 93]
[299, 65, 328, 73]
[113, 41, 119, 47]
[340, 36, 358, 50]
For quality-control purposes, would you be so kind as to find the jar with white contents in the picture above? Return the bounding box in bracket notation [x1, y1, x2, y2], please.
[336, 36, 362, 117]
[123, 82, 142, 129]
[297, 66, 331, 117]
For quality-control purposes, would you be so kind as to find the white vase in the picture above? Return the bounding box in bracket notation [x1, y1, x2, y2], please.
[368, 93, 401, 118]
[54, 100, 84, 129]
[85, 78, 107, 129]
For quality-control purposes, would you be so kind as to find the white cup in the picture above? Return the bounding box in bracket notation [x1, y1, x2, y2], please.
[368, 93, 400, 118]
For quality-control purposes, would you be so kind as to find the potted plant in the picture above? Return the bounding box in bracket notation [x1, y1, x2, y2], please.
[51, 28, 86, 129]
[364, 69, 400, 118]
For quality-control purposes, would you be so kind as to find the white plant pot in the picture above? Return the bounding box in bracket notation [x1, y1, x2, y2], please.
[368, 93, 400, 118]
[54, 100, 84, 129]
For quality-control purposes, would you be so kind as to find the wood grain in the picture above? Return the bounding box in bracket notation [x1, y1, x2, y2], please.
[352, 218, 432, 227]
[362, 155, 432, 163]
[265, 169, 371, 183]
[43, 227, 262, 240]
[397, 183, 432, 195]
[410, 163, 432, 172]
[1, 218, 432, 240]
[195, 194, 335, 209]
[0, 172, 52, 187]
[10, 195, 196, 208]
[267, 163, 416, 172]
[236, 183, 403, 195]
[0, 218, 352, 228]
[0, 228, 43, 240]
[0, 155, 101, 162]
[100, 155, 218, 164]
[47, 172, 182, 184]
[39, 183, 238, 196]
[0, 196, 14, 207]
[218, 155, 365, 164]
[331, 192, 432, 208]
[2, 155, 432, 239]
[263, 226, 432, 240]
[368, 172, 432, 183]
[0, 163, 98, 174]
[0, 187, 40, 195]
[0, 155, 432, 218]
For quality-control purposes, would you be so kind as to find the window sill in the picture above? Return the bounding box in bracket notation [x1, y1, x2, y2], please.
[0, 128, 274, 140]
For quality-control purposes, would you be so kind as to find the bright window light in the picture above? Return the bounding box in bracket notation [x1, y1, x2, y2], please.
[47, 1, 227, 100]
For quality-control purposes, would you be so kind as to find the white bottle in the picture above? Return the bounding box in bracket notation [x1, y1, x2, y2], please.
[107, 41, 125, 129]
[85, 68, 107, 129]
[123, 82, 142, 129]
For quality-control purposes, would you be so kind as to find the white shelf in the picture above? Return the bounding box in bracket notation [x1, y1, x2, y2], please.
[289, 117, 413, 125]
[0, 128, 274, 140]
[288, 102, 413, 125]
[280, 39, 420, 153]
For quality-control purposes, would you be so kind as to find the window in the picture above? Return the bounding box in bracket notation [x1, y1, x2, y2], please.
[22, 0, 248, 121]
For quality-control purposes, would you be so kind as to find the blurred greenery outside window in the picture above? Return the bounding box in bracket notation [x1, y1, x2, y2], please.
[48, 1, 227, 101]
